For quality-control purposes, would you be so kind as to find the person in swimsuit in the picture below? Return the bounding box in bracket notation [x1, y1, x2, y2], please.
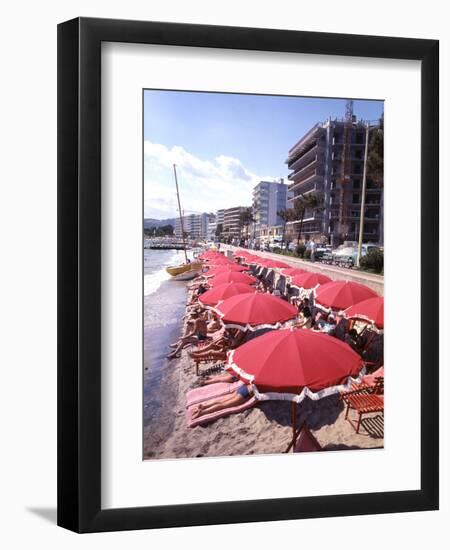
[198, 371, 239, 386]
[167, 317, 209, 359]
[191, 384, 254, 419]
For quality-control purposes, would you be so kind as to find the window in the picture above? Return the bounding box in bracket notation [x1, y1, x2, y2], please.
[353, 193, 360, 204]
[355, 133, 364, 144]
[354, 163, 362, 174]
[355, 149, 363, 159]
[353, 179, 361, 189]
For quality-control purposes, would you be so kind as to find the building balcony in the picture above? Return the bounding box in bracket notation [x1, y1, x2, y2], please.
[288, 156, 321, 181]
[286, 124, 325, 165]
[288, 170, 322, 193]
[287, 144, 324, 173]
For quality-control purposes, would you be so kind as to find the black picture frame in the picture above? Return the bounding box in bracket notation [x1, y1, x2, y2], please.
[57, 17, 439, 533]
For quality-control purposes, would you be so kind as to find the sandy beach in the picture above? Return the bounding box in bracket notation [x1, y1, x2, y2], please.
[143, 273, 383, 461]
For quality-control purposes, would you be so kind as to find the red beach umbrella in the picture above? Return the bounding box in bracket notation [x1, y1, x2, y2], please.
[343, 296, 384, 329]
[233, 249, 251, 258]
[281, 267, 307, 278]
[245, 254, 261, 265]
[215, 292, 297, 330]
[198, 250, 221, 260]
[226, 328, 364, 443]
[209, 271, 257, 287]
[227, 328, 363, 395]
[259, 259, 291, 269]
[207, 257, 235, 266]
[290, 272, 332, 290]
[314, 280, 378, 311]
[253, 257, 270, 266]
[198, 282, 255, 306]
[203, 265, 249, 278]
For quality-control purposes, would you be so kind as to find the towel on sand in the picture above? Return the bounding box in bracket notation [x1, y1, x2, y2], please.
[186, 381, 243, 408]
[186, 396, 257, 428]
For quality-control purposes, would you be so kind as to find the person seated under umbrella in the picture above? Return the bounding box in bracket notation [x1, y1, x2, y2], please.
[168, 317, 209, 359]
[313, 313, 337, 334]
[191, 383, 254, 419]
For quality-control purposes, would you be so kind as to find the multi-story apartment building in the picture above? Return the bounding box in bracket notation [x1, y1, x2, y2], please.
[286, 118, 383, 245]
[252, 179, 290, 233]
[174, 212, 213, 240]
[206, 214, 217, 241]
[223, 206, 250, 242]
[216, 209, 225, 228]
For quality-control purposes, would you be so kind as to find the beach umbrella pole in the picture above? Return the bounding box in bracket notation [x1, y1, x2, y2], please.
[291, 401, 298, 447]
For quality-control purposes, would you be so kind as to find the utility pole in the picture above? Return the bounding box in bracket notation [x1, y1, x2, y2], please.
[356, 122, 370, 267]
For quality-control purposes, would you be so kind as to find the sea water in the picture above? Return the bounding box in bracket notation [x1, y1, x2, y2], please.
[143, 249, 192, 454]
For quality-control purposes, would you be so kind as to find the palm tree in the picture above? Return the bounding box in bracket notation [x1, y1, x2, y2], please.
[367, 113, 384, 243]
[239, 208, 256, 244]
[292, 192, 324, 245]
[367, 113, 384, 184]
[277, 208, 294, 249]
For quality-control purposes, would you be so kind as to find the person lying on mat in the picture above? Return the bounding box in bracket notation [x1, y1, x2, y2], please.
[191, 384, 254, 419]
[198, 371, 239, 386]
[168, 318, 209, 359]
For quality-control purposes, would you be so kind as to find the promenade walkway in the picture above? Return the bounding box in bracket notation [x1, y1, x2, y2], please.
[223, 245, 384, 296]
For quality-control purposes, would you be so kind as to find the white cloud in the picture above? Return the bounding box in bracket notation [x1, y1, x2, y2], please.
[143, 141, 279, 219]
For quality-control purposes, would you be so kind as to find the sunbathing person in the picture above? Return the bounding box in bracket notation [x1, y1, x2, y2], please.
[189, 328, 227, 353]
[191, 384, 254, 419]
[206, 316, 222, 333]
[198, 371, 239, 386]
[167, 317, 209, 359]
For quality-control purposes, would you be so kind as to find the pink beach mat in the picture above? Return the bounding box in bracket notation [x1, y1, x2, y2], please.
[186, 397, 257, 428]
[186, 381, 243, 408]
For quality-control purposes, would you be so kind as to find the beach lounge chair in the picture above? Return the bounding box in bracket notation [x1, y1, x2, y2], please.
[340, 375, 384, 397]
[191, 350, 228, 376]
[341, 377, 384, 434]
[285, 422, 322, 453]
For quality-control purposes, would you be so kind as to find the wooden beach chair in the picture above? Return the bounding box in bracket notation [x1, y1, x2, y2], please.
[340, 377, 384, 434]
[191, 350, 228, 376]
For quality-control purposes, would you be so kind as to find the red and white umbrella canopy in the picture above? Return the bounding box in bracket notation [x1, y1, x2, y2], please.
[281, 267, 307, 278]
[198, 282, 255, 307]
[203, 265, 249, 278]
[343, 296, 384, 328]
[227, 328, 364, 401]
[209, 271, 257, 287]
[244, 255, 262, 264]
[314, 280, 378, 311]
[198, 251, 222, 260]
[290, 272, 332, 290]
[233, 249, 252, 259]
[258, 259, 291, 269]
[215, 292, 297, 331]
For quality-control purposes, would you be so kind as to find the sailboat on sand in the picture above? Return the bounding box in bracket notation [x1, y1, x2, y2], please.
[166, 164, 203, 280]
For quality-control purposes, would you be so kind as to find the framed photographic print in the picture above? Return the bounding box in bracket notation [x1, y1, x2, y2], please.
[57, 17, 439, 532]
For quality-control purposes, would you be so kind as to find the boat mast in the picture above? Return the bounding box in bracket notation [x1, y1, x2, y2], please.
[173, 164, 189, 263]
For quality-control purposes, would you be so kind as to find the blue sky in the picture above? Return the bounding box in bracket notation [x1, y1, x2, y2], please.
[143, 90, 383, 219]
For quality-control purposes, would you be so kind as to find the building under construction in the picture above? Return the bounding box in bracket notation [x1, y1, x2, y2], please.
[286, 106, 383, 246]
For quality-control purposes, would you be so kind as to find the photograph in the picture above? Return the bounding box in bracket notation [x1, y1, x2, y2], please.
[143, 90, 385, 460]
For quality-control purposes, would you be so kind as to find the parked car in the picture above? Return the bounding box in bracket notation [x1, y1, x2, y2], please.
[315, 244, 332, 260]
[330, 242, 380, 268]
